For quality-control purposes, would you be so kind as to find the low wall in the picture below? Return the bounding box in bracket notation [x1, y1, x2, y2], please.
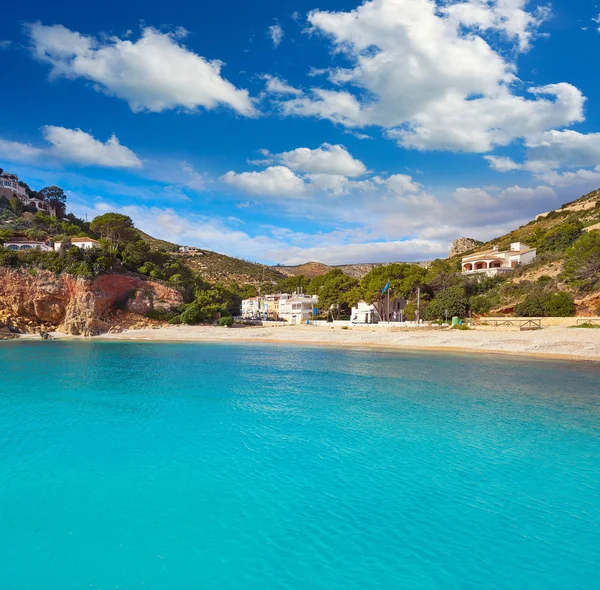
[480, 316, 600, 328]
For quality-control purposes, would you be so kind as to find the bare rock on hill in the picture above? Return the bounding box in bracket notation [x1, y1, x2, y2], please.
[449, 238, 482, 258]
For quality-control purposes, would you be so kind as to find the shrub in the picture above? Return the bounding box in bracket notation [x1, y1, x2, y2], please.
[562, 231, 600, 291]
[167, 315, 182, 325]
[545, 292, 576, 317]
[469, 295, 491, 316]
[146, 309, 178, 322]
[180, 302, 207, 325]
[218, 316, 234, 327]
[515, 291, 575, 317]
[425, 285, 468, 320]
[541, 221, 583, 252]
[515, 291, 551, 317]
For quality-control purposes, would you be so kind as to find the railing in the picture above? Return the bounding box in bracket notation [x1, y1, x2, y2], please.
[482, 318, 542, 330]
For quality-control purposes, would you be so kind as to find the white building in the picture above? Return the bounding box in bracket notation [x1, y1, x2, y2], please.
[278, 293, 319, 324]
[0, 170, 58, 217]
[178, 246, 202, 255]
[462, 242, 537, 277]
[54, 237, 100, 251]
[350, 301, 380, 324]
[3, 238, 53, 252]
[241, 296, 264, 319]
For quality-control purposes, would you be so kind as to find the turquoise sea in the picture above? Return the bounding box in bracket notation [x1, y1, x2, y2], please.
[1, 341, 599, 589]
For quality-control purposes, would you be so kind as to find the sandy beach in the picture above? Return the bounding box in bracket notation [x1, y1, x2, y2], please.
[42, 323, 600, 362]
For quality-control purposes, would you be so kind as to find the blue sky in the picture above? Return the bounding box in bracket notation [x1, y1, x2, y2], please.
[1, 0, 600, 264]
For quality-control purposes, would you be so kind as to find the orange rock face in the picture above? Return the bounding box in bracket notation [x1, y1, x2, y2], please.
[0, 269, 183, 336]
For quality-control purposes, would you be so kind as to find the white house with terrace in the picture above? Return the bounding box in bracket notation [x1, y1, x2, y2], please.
[54, 237, 100, 251]
[461, 242, 537, 277]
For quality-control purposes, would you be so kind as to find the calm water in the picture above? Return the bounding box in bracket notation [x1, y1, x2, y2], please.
[1, 342, 599, 589]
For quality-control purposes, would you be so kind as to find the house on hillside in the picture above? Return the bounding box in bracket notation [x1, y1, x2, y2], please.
[3, 238, 53, 252]
[54, 237, 100, 251]
[178, 246, 202, 255]
[462, 242, 536, 277]
[0, 170, 58, 217]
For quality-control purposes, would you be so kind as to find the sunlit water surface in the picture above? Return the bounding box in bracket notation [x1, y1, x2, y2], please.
[1, 341, 599, 589]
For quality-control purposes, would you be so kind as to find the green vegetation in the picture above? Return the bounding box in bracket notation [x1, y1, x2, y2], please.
[514, 291, 575, 317]
[218, 316, 234, 327]
[562, 231, 600, 291]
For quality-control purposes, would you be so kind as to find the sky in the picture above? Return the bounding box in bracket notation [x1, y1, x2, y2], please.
[1, 0, 600, 265]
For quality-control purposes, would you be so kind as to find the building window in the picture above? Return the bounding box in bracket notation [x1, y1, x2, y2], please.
[8, 245, 19, 251]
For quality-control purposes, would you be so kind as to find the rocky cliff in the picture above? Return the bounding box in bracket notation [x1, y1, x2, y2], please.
[449, 238, 483, 258]
[0, 269, 183, 336]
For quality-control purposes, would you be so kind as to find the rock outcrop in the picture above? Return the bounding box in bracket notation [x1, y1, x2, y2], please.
[449, 238, 482, 258]
[0, 269, 183, 336]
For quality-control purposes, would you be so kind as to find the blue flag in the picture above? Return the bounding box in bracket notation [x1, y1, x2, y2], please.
[381, 280, 390, 295]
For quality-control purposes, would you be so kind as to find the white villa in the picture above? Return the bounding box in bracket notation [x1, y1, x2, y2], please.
[0, 170, 58, 217]
[278, 293, 319, 324]
[462, 242, 537, 277]
[3, 238, 53, 252]
[54, 237, 100, 251]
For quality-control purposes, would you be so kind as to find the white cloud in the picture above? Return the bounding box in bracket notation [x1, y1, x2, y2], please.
[0, 139, 44, 163]
[269, 23, 284, 47]
[441, 0, 550, 51]
[279, 143, 367, 176]
[277, 0, 584, 152]
[41, 126, 142, 168]
[484, 155, 521, 172]
[0, 126, 141, 169]
[485, 130, 600, 185]
[0, 40, 12, 49]
[27, 22, 257, 116]
[261, 75, 302, 96]
[222, 166, 307, 198]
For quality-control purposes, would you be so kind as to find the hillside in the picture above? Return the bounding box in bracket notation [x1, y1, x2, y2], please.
[181, 249, 284, 286]
[449, 187, 600, 315]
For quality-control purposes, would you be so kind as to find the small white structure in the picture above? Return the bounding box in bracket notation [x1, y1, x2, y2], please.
[3, 238, 52, 252]
[178, 246, 202, 255]
[54, 237, 100, 251]
[278, 293, 319, 324]
[462, 242, 537, 277]
[351, 301, 380, 324]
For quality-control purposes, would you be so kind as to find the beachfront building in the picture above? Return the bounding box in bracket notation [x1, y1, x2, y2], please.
[2, 238, 53, 252]
[241, 296, 264, 319]
[350, 301, 380, 324]
[0, 170, 58, 217]
[461, 242, 537, 277]
[54, 237, 100, 251]
[278, 293, 319, 324]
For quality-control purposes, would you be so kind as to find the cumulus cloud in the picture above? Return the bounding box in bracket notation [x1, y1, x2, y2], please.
[41, 126, 142, 168]
[0, 126, 141, 169]
[269, 23, 284, 47]
[278, 0, 584, 152]
[222, 166, 307, 198]
[278, 143, 367, 176]
[485, 130, 600, 186]
[26, 22, 257, 116]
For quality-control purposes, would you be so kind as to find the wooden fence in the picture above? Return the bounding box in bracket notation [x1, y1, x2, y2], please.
[481, 318, 543, 330]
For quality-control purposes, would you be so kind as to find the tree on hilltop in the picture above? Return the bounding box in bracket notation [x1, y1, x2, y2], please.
[90, 213, 137, 250]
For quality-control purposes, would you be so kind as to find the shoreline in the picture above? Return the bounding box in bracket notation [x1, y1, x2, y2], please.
[13, 324, 600, 363]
